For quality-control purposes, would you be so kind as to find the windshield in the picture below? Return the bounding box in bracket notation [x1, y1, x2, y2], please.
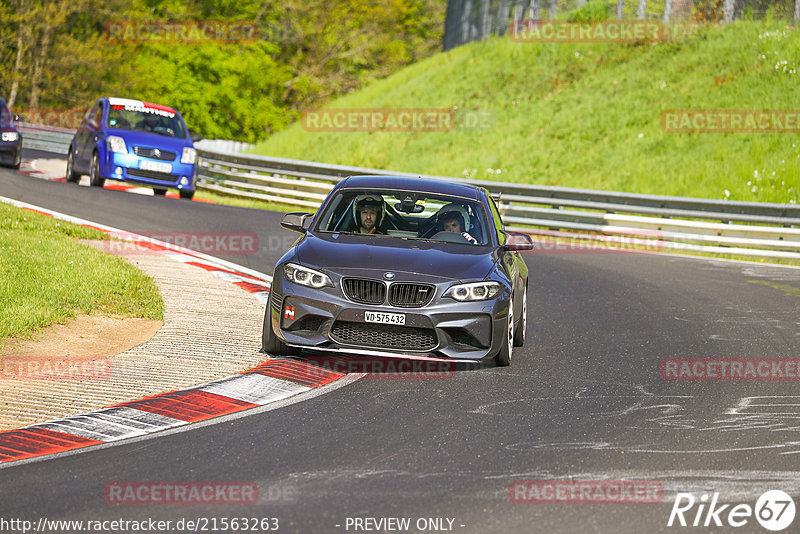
[105, 102, 187, 138]
[315, 189, 490, 246]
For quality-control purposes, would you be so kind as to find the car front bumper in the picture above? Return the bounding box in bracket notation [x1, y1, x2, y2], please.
[268, 272, 510, 363]
[102, 151, 196, 191]
[0, 139, 22, 163]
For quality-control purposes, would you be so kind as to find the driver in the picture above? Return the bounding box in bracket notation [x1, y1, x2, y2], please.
[353, 194, 385, 234]
[439, 211, 478, 244]
[136, 113, 171, 134]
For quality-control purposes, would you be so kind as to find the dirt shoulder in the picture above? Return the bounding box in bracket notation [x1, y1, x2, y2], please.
[0, 243, 267, 430]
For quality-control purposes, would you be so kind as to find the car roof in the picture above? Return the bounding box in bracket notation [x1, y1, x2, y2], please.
[339, 175, 484, 201]
[103, 97, 179, 115]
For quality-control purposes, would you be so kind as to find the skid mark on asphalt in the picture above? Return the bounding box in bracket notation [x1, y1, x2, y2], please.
[464, 382, 800, 456]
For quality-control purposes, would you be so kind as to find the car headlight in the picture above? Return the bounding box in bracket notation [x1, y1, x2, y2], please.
[107, 135, 128, 154]
[445, 281, 501, 301]
[181, 147, 196, 164]
[1, 132, 19, 142]
[284, 263, 332, 289]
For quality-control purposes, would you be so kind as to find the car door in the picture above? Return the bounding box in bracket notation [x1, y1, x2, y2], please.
[74, 100, 103, 169]
[488, 194, 523, 308]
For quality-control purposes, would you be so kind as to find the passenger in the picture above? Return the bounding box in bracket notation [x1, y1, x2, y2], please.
[439, 211, 478, 244]
[354, 195, 384, 234]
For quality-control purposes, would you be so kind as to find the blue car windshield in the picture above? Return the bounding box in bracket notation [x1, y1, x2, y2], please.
[316, 190, 490, 246]
[106, 108, 187, 138]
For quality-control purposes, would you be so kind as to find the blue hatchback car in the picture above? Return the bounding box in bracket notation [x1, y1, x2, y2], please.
[66, 97, 198, 199]
[0, 97, 22, 169]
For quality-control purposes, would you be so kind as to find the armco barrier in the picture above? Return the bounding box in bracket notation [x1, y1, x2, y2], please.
[16, 125, 800, 258]
[196, 149, 800, 259]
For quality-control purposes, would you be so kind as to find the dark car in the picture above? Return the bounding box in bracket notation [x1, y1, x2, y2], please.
[66, 97, 199, 199]
[262, 175, 533, 366]
[0, 98, 22, 169]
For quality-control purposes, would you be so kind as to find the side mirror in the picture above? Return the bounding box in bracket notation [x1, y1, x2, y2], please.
[13, 114, 23, 123]
[190, 131, 203, 143]
[281, 212, 314, 233]
[500, 231, 534, 251]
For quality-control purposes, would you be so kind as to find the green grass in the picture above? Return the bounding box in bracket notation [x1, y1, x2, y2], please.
[0, 203, 164, 344]
[252, 19, 799, 205]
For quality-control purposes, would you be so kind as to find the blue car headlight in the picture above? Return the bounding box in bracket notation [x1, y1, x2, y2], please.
[284, 263, 332, 289]
[444, 281, 501, 302]
[181, 147, 196, 164]
[107, 135, 128, 154]
[1, 132, 19, 142]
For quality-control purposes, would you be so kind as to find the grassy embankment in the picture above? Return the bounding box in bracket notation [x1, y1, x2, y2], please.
[250, 19, 799, 205]
[0, 202, 164, 346]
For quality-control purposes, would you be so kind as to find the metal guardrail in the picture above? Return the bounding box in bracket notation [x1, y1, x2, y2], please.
[18, 123, 73, 154]
[15, 126, 800, 259]
[17, 125, 253, 155]
[197, 149, 800, 259]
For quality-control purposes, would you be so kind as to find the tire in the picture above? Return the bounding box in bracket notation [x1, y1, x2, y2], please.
[11, 148, 21, 170]
[152, 188, 167, 196]
[261, 308, 293, 356]
[88, 151, 104, 187]
[513, 283, 527, 347]
[495, 297, 514, 367]
[66, 149, 79, 182]
[179, 189, 194, 200]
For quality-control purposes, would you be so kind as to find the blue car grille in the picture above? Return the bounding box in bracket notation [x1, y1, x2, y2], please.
[330, 321, 437, 351]
[127, 168, 177, 182]
[342, 278, 385, 305]
[134, 147, 176, 161]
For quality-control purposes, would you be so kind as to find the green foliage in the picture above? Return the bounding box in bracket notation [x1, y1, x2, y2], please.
[566, 0, 613, 22]
[0, 0, 444, 142]
[693, 0, 725, 23]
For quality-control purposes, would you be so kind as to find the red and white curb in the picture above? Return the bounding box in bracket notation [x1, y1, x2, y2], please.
[0, 197, 352, 465]
[0, 360, 345, 463]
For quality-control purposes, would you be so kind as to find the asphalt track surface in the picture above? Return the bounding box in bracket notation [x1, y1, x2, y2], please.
[2, 149, 800, 533]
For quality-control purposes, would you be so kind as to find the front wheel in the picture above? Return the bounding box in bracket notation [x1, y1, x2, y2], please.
[179, 189, 194, 200]
[11, 148, 21, 170]
[495, 298, 514, 367]
[66, 149, 80, 182]
[261, 309, 294, 356]
[152, 188, 167, 196]
[88, 151, 104, 187]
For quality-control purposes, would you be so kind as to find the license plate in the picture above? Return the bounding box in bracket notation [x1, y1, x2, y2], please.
[139, 160, 172, 173]
[364, 311, 405, 325]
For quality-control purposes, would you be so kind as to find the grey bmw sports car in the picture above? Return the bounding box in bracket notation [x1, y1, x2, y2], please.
[262, 175, 533, 366]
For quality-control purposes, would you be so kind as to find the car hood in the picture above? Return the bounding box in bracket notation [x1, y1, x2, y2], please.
[107, 129, 192, 150]
[296, 233, 496, 282]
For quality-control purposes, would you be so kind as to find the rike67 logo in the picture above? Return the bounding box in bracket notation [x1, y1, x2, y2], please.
[668, 490, 796, 531]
